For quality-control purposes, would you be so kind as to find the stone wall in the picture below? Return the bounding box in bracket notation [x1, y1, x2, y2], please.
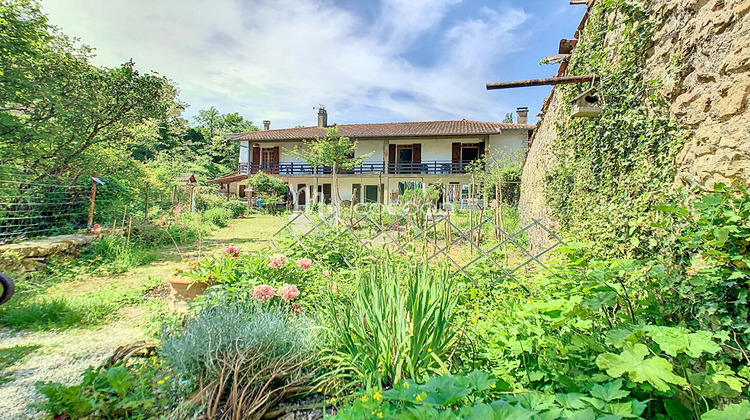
[649, 0, 750, 189]
[519, 0, 750, 253]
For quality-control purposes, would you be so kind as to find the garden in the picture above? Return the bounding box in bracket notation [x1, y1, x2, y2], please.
[1, 184, 746, 419]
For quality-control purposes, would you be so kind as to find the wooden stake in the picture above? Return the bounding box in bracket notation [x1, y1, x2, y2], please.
[126, 216, 132, 246]
[87, 172, 97, 229]
[144, 182, 150, 222]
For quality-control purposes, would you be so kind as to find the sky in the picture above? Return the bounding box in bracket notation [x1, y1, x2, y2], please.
[41, 0, 585, 129]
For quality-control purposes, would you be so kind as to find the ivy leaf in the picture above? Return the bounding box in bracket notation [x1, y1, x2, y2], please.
[596, 343, 687, 392]
[590, 380, 630, 402]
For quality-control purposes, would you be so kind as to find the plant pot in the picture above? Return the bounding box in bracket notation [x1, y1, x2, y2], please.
[166, 273, 209, 313]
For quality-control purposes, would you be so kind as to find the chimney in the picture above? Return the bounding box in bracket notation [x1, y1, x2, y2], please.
[263, 120, 270, 131]
[516, 107, 529, 125]
[317, 107, 328, 128]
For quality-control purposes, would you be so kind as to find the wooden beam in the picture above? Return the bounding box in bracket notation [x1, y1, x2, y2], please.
[486, 75, 597, 90]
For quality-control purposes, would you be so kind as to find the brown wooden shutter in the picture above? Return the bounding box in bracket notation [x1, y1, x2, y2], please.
[252, 146, 260, 174]
[452, 143, 461, 163]
[479, 142, 485, 156]
[272, 146, 280, 174]
[388, 144, 396, 173]
[413, 144, 421, 164]
[344, 151, 355, 174]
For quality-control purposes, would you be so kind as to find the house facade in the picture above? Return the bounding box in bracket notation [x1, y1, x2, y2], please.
[211, 108, 534, 208]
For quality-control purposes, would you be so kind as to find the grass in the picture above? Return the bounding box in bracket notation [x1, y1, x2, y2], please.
[0, 344, 41, 385]
[0, 215, 283, 332]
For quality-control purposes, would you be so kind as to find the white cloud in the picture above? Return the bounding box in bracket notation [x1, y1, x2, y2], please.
[41, 0, 531, 128]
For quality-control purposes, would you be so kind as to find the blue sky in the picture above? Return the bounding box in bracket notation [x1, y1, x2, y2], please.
[42, 0, 585, 128]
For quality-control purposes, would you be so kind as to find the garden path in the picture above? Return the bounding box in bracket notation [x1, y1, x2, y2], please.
[0, 215, 282, 419]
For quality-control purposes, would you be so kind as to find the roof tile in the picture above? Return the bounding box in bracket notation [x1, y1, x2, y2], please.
[228, 120, 535, 141]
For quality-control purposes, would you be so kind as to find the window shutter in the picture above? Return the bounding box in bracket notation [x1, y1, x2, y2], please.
[388, 144, 396, 173]
[272, 146, 280, 174]
[413, 144, 421, 164]
[479, 142, 486, 156]
[252, 147, 260, 174]
[452, 143, 461, 163]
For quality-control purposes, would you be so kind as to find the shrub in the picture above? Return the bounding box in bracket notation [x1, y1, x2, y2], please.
[195, 192, 226, 212]
[223, 199, 248, 219]
[334, 373, 647, 419]
[320, 260, 458, 391]
[160, 298, 316, 419]
[82, 236, 157, 273]
[202, 207, 232, 228]
[35, 360, 175, 419]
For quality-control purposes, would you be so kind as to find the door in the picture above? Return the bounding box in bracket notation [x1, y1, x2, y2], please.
[297, 183, 306, 206]
[364, 185, 378, 203]
[397, 146, 413, 173]
[352, 184, 361, 204]
[261, 148, 275, 173]
[322, 184, 332, 204]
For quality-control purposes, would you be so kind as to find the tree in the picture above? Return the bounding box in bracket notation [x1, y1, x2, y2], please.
[502, 113, 514, 123]
[193, 107, 258, 167]
[293, 127, 371, 208]
[0, 0, 177, 178]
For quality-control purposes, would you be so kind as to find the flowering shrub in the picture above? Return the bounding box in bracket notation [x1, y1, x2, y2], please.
[296, 258, 313, 270]
[278, 284, 300, 301]
[223, 246, 239, 257]
[268, 253, 288, 268]
[251, 284, 275, 302]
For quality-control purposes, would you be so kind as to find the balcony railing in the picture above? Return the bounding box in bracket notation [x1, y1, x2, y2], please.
[238, 160, 480, 175]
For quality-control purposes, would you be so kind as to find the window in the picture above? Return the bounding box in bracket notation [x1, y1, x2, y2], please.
[261, 148, 275, 168]
[461, 145, 479, 162]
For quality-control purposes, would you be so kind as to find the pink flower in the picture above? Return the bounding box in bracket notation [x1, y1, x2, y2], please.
[268, 254, 288, 268]
[223, 246, 239, 257]
[291, 302, 305, 315]
[322, 270, 331, 278]
[252, 284, 275, 302]
[297, 258, 313, 270]
[278, 284, 300, 301]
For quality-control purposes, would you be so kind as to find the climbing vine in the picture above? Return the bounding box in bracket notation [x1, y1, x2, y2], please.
[546, 0, 688, 258]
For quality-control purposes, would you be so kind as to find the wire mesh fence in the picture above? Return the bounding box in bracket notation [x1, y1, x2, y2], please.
[271, 208, 565, 287]
[0, 169, 224, 244]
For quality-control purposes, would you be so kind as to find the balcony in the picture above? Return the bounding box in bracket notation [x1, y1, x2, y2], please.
[238, 160, 480, 176]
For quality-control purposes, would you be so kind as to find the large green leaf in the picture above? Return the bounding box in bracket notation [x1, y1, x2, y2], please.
[590, 380, 630, 402]
[701, 401, 750, 420]
[596, 343, 686, 391]
[643, 326, 721, 357]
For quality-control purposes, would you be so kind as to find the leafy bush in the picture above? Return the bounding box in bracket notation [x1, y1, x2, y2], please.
[195, 192, 226, 212]
[202, 206, 232, 228]
[35, 360, 174, 419]
[81, 235, 157, 273]
[320, 260, 458, 391]
[160, 298, 316, 418]
[223, 199, 248, 218]
[334, 372, 647, 420]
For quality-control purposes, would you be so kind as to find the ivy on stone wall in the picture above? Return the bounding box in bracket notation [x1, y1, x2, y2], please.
[546, 0, 688, 258]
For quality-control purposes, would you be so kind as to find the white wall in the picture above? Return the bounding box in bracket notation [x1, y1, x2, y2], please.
[488, 131, 528, 164]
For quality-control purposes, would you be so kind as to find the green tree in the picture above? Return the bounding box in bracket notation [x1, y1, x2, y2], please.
[502, 113, 514, 123]
[0, 0, 177, 178]
[193, 107, 258, 167]
[293, 127, 371, 207]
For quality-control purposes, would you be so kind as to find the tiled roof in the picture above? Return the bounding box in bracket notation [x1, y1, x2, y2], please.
[228, 120, 535, 141]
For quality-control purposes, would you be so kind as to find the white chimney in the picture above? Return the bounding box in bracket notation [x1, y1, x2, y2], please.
[263, 120, 270, 131]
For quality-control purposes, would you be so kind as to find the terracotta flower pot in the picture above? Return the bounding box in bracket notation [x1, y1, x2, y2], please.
[166, 273, 209, 313]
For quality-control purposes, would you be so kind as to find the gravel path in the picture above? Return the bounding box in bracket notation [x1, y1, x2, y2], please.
[0, 307, 146, 419]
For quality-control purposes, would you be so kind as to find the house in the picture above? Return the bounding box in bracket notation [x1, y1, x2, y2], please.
[210, 108, 534, 208]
